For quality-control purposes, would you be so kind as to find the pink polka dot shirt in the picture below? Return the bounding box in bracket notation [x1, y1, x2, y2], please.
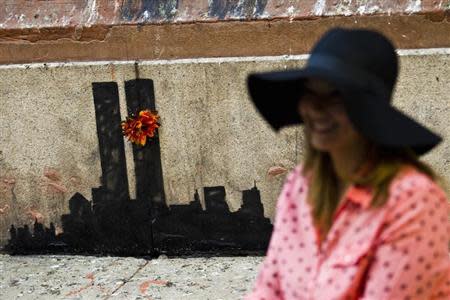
[246, 165, 450, 300]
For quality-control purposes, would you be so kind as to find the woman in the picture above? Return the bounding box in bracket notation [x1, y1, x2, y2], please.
[245, 28, 449, 299]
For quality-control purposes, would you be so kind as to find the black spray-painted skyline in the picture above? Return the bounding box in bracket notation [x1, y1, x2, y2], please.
[6, 78, 273, 256]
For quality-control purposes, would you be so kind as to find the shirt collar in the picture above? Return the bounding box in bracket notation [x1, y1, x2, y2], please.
[343, 185, 374, 209]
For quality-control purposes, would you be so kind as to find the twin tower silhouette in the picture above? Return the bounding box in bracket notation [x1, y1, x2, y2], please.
[6, 79, 272, 256]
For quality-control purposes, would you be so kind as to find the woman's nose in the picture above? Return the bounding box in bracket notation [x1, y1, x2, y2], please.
[307, 100, 327, 114]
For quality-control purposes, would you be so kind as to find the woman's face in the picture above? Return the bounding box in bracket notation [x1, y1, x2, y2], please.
[298, 79, 364, 153]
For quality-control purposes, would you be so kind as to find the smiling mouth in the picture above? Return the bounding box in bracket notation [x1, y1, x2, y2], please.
[311, 122, 338, 134]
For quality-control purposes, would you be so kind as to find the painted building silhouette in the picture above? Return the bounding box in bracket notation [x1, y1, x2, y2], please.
[6, 79, 273, 256]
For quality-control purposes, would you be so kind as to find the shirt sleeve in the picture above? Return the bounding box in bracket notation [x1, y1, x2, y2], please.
[245, 168, 300, 300]
[360, 175, 450, 300]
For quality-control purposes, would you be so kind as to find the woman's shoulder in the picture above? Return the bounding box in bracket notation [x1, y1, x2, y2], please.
[387, 164, 447, 209]
[277, 164, 308, 198]
[283, 163, 309, 187]
[274, 164, 310, 213]
[279, 163, 315, 204]
[390, 164, 441, 191]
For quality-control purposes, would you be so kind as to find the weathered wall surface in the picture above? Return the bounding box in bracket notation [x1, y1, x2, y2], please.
[0, 1, 449, 251]
[0, 51, 449, 247]
[2, 0, 449, 27]
[1, 1, 449, 64]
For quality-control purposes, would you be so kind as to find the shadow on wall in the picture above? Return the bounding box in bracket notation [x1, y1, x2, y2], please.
[4, 79, 273, 257]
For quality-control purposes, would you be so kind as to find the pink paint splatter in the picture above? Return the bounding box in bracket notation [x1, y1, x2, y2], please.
[46, 182, 68, 193]
[43, 168, 61, 181]
[0, 177, 16, 193]
[25, 208, 45, 223]
[65, 272, 108, 297]
[139, 279, 171, 294]
[0, 204, 10, 214]
[267, 166, 288, 177]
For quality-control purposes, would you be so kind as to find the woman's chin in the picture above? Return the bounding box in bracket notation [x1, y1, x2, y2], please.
[311, 144, 333, 152]
[310, 133, 338, 152]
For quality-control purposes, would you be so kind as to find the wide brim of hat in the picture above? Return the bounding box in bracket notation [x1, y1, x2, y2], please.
[247, 67, 442, 155]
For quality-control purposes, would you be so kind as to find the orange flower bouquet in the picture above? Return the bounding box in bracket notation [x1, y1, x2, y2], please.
[121, 110, 160, 146]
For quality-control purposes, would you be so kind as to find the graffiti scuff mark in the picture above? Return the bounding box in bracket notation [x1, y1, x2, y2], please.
[46, 182, 68, 193]
[41, 168, 69, 193]
[140, 279, 172, 294]
[69, 176, 82, 186]
[267, 166, 288, 177]
[1, 177, 16, 195]
[0, 204, 10, 214]
[2, 178, 16, 185]
[44, 168, 62, 181]
[25, 208, 45, 223]
[65, 271, 108, 297]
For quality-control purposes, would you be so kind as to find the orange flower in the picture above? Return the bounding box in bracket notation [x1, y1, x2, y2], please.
[121, 110, 160, 146]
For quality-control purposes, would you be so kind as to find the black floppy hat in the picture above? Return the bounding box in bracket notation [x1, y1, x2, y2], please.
[247, 28, 442, 155]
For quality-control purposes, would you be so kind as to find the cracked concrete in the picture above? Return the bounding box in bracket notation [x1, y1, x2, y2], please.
[0, 254, 262, 300]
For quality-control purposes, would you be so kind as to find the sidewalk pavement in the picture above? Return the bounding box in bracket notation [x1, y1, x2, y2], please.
[0, 254, 263, 300]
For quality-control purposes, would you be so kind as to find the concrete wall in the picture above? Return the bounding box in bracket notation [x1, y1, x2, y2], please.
[0, 50, 449, 246]
[1, 1, 449, 251]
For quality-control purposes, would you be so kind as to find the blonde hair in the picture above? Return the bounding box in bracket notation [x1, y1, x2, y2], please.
[302, 139, 438, 235]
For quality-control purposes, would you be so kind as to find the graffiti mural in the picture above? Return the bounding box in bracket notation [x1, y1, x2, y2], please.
[5, 78, 273, 256]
